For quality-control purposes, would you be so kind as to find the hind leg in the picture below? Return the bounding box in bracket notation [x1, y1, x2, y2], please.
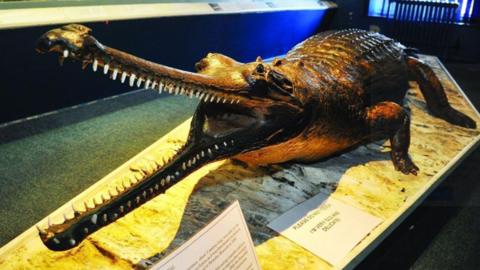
[407, 56, 476, 129]
[366, 101, 419, 175]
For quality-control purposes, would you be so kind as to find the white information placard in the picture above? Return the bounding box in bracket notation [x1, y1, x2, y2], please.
[268, 192, 382, 265]
[152, 201, 261, 270]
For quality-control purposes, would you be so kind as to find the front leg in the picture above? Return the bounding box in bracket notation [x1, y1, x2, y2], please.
[365, 101, 419, 175]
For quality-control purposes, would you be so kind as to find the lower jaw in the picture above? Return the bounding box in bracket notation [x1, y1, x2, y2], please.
[41, 138, 247, 250]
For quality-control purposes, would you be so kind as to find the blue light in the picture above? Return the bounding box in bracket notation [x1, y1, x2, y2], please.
[368, 0, 476, 23]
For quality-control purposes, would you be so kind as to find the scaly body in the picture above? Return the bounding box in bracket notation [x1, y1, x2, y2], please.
[35, 25, 475, 251]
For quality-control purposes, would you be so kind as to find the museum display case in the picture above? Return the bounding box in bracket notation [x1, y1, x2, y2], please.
[1, 1, 479, 269]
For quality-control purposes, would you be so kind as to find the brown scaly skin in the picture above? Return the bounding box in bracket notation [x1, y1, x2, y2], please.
[35, 24, 476, 251]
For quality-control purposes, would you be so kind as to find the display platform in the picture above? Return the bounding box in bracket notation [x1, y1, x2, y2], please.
[0, 55, 479, 269]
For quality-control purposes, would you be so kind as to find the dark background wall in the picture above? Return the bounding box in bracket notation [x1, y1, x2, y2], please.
[0, 9, 333, 124]
[329, 0, 480, 61]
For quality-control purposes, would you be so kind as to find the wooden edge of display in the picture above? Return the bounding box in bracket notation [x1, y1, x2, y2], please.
[340, 136, 480, 270]
[0, 1, 336, 30]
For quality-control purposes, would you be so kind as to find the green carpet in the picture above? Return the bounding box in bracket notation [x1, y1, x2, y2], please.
[0, 90, 197, 246]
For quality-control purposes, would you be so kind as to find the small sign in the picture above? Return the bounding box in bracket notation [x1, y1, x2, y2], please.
[268, 193, 382, 265]
[152, 201, 261, 270]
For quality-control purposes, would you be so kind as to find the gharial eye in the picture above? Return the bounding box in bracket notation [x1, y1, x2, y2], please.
[255, 64, 265, 74]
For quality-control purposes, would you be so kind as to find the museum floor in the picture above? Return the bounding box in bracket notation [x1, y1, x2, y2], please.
[0, 62, 479, 269]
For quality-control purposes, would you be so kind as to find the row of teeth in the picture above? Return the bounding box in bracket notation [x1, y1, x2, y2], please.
[63, 50, 241, 104]
[37, 139, 235, 246]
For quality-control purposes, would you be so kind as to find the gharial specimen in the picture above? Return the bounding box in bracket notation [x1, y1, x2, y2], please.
[35, 24, 476, 251]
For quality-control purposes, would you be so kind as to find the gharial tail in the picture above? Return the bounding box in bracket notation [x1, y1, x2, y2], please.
[406, 56, 477, 129]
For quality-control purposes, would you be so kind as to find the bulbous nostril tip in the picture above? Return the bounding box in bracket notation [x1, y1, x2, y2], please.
[36, 36, 53, 53]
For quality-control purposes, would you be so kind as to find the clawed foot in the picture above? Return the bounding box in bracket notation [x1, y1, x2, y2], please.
[391, 151, 419, 175]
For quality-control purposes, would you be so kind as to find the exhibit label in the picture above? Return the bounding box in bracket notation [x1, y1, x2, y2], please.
[151, 201, 260, 270]
[268, 192, 382, 265]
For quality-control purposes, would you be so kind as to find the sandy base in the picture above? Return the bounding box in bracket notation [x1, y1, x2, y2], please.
[0, 55, 479, 270]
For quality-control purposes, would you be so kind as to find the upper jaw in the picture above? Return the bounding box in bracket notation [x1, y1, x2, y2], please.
[37, 27, 252, 105]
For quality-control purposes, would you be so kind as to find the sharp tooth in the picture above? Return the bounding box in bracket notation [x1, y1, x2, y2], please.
[102, 214, 108, 222]
[155, 183, 159, 190]
[112, 69, 118, 80]
[121, 72, 127, 83]
[204, 94, 210, 102]
[199, 93, 206, 100]
[91, 214, 98, 224]
[127, 201, 132, 208]
[63, 49, 69, 58]
[152, 81, 157, 89]
[53, 238, 60, 244]
[222, 98, 227, 103]
[175, 86, 180, 95]
[189, 90, 194, 98]
[180, 87, 185, 95]
[195, 91, 201, 98]
[216, 96, 222, 103]
[135, 196, 140, 204]
[214, 144, 219, 150]
[231, 139, 234, 144]
[145, 79, 151, 89]
[103, 64, 109, 74]
[192, 157, 196, 164]
[166, 176, 172, 183]
[82, 60, 89, 69]
[167, 85, 174, 94]
[69, 238, 76, 246]
[182, 162, 186, 170]
[196, 154, 200, 160]
[236, 99, 240, 104]
[83, 227, 89, 233]
[95, 196, 103, 205]
[92, 59, 98, 72]
[201, 150, 205, 157]
[161, 179, 165, 186]
[223, 141, 228, 146]
[158, 82, 164, 93]
[187, 160, 191, 167]
[120, 205, 124, 213]
[210, 95, 215, 102]
[136, 77, 143, 87]
[175, 171, 180, 176]
[36, 225, 46, 234]
[230, 99, 235, 104]
[142, 191, 147, 198]
[129, 74, 136, 86]
[208, 148, 213, 155]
